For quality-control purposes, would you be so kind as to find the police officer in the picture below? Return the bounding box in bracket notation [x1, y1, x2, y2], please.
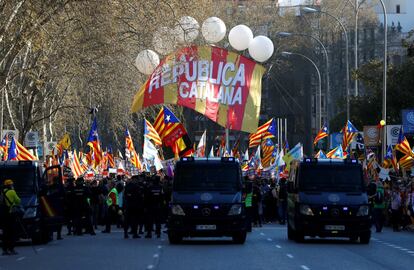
[144, 175, 163, 238]
[123, 176, 140, 239]
[1, 179, 21, 255]
[72, 177, 95, 236]
[64, 177, 75, 235]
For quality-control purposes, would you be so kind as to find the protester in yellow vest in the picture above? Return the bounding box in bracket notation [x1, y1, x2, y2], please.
[102, 182, 123, 233]
[2, 179, 21, 255]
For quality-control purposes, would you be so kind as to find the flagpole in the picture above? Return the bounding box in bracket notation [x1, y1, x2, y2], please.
[285, 118, 287, 144]
[225, 128, 229, 154]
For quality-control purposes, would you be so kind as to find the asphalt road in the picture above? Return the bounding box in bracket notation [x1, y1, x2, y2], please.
[1, 225, 413, 270]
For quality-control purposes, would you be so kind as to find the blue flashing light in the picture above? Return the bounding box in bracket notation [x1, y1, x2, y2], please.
[214, 205, 220, 210]
[193, 205, 199, 209]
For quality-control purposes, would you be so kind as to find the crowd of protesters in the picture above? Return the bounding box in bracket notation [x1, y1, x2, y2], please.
[369, 176, 414, 233]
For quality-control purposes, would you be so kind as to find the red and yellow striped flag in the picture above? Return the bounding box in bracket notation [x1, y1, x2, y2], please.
[16, 140, 37, 160]
[70, 150, 85, 179]
[144, 119, 162, 146]
[249, 118, 276, 148]
[131, 46, 266, 133]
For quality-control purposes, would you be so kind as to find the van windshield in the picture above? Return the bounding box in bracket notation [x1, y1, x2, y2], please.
[299, 165, 363, 192]
[0, 166, 36, 196]
[174, 163, 241, 192]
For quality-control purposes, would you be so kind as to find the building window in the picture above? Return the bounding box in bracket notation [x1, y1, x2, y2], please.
[396, 5, 400, 14]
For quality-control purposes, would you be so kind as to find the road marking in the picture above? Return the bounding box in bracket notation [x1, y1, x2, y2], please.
[158, 245, 163, 249]
[16, 257, 25, 261]
[36, 248, 44, 251]
[399, 248, 408, 251]
[275, 245, 282, 249]
[267, 238, 272, 242]
[147, 265, 154, 269]
[407, 251, 414, 254]
[153, 254, 159, 258]
[260, 232, 265, 236]
[301, 265, 310, 270]
[286, 254, 294, 259]
[371, 237, 378, 240]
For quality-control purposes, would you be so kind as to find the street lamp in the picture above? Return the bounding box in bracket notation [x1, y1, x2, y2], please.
[301, 7, 350, 122]
[277, 31, 329, 125]
[281, 51, 322, 138]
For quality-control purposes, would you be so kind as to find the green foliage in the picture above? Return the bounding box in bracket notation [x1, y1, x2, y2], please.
[330, 57, 414, 131]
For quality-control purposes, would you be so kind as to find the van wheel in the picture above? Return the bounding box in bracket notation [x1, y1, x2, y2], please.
[294, 230, 305, 243]
[232, 231, 247, 244]
[287, 223, 295, 240]
[168, 232, 182, 244]
[31, 229, 50, 245]
[359, 231, 371, 244]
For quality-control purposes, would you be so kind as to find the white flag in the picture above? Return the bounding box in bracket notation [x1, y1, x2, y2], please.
[196, 130, 207, 157]
[208, 146, 215, 158]
[143, 138, 158, 160]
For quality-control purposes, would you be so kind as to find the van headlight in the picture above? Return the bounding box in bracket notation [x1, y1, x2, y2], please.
[23, 206, 37, 219]
[299, 204, 314, 216]
[228, 204, 242, 216]
[357, 205, 370, 216]
[171, 204, 186, 216]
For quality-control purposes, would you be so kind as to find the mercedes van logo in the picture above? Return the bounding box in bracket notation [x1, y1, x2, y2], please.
[201, 208, 211, 217]
[331, 208, 340, 217]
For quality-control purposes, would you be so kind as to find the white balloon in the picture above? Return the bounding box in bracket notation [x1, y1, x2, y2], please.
[201, 17, 226, 43]
[135, 49, 160, 75]
[152, 27, 176, 55]
[228, 24, 253, 51]
[248, 36, 274, 62]
[174, 16, 199, 44]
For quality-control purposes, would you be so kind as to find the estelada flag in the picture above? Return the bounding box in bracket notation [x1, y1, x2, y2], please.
[16, 140, 37, 161]
[341, 120, 358, 151]
[131, 46, 266, 133]
[249, 118, 276, 148]
[87, 117, 103, 167]
[313, 123, 329, 145]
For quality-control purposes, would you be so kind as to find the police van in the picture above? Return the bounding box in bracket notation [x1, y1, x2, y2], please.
[167, 157, 247, 244]
[287, 158, 371, 244]
[0, 161, 64, 244]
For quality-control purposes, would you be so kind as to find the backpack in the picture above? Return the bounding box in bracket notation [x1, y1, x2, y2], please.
[374, 191, 384, 204]
[0, 190, 10, 219]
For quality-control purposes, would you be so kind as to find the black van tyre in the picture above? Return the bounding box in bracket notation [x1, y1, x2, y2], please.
[294, 230, 305, 243]
[168, 232, 182, 244]
[31, 229, 50, 245]
[287, 223, 295, 240]
[232, 231, 247, 244]
[359, 231, 371, 244]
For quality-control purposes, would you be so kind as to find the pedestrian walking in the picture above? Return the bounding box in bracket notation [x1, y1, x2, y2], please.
[278, 178, 288, 225]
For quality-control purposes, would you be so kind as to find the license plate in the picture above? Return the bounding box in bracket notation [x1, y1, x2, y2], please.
[325, 225, 345, 231]
[196, 225, 216, 230]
